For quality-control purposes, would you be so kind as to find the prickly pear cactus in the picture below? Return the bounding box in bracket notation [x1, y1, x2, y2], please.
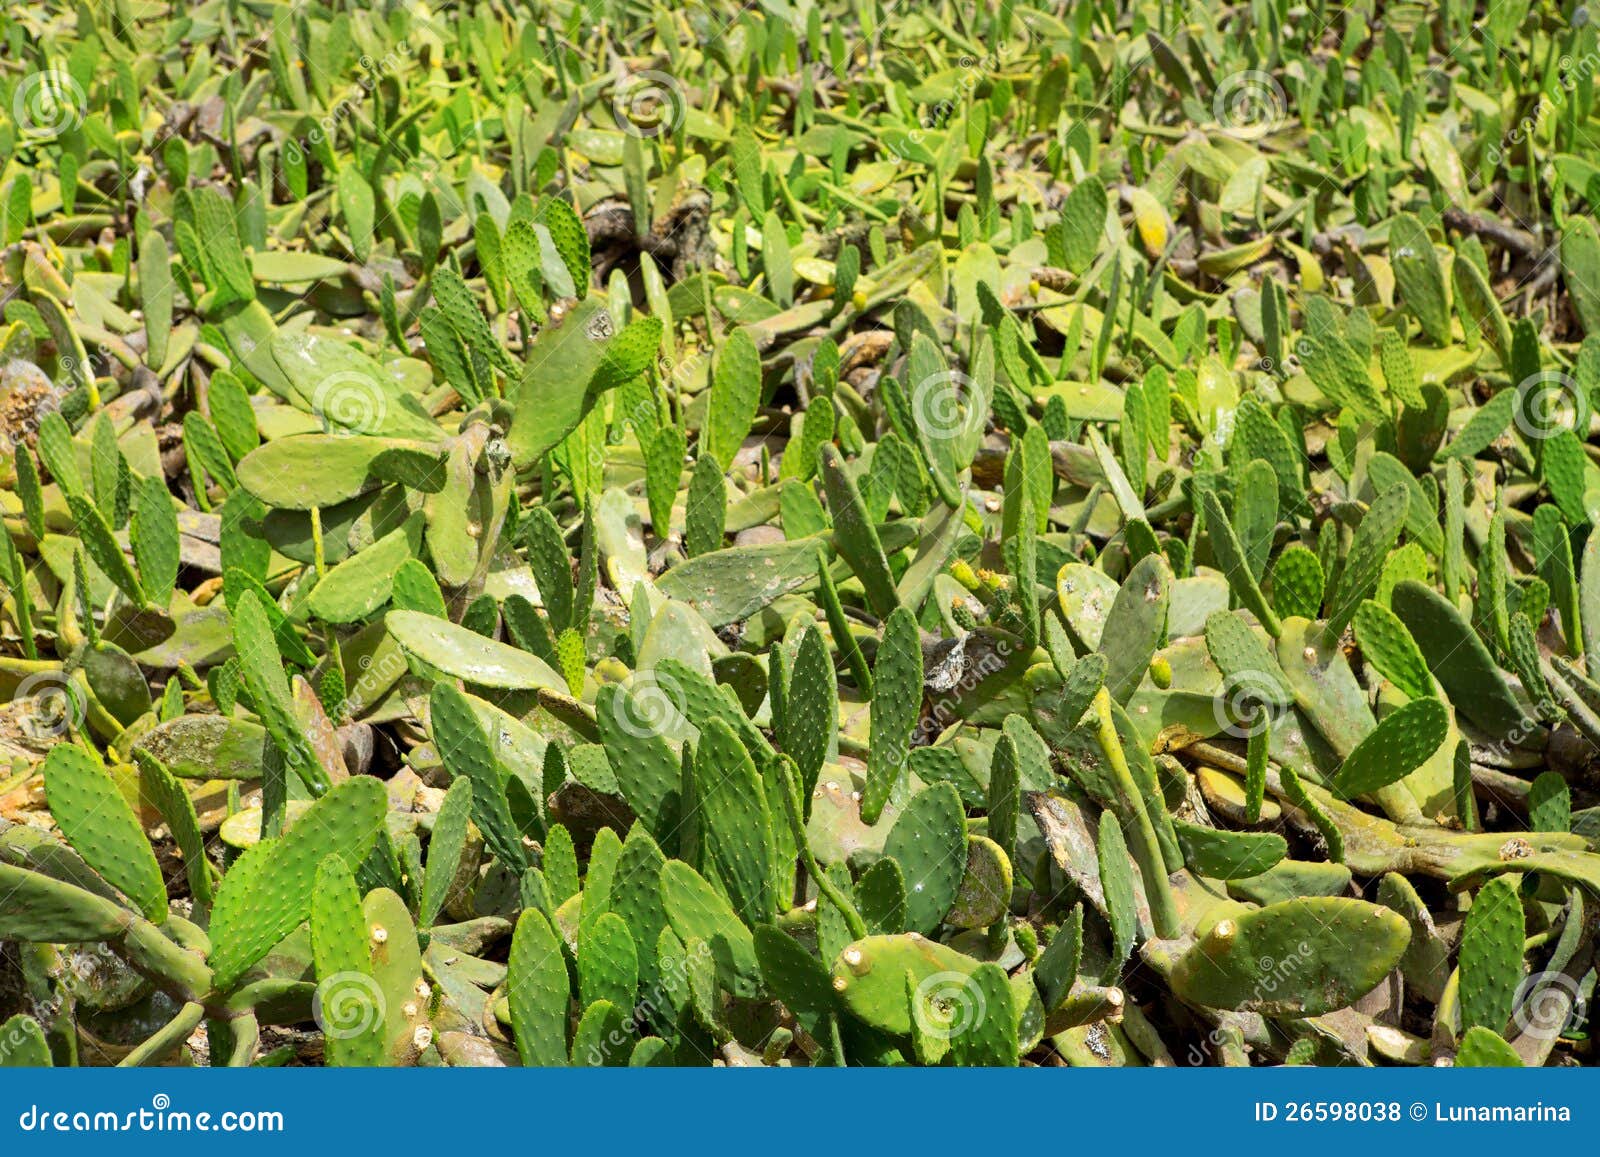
[3, 0, 1598, 1075]
[41, 746, 166, 923]
[1169, 899, 1411, 1016]
[209, 778, 388, 990]
[311, 856, 387, 1067]
[508, 909, 572, 1068]
[1458, 875, 1526, 1036]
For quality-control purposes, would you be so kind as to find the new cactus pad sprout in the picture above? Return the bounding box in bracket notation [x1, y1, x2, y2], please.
[1, 0, 1599, 1073]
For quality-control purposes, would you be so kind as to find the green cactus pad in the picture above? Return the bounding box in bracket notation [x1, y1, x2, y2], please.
[508, 908, 572, 1067]
[594, 684, 682, 843]
[611, 829, 670, 986]
[1459, 874, 1525, 1035]
[390, 610, 564, 691]
[1204, 610, 1293, 706]
[660, 860, 763, 998]
[1390, 580, 1532, 738]
[361, 888, 432, 1063]
[1173, 820, 1287, 880]
[1352, 599, 1433, 701]
[506, 298, 628, 468]
[1088, 690, 1181, 938]
[753, 924, 836, 1039]
[704, 328, 762, 470]
[820, 444, 899, 618]
[1330, 698, 1449, 799]
[944, 836, 1012, 929]
[429, 683, 528, 873]
[1097, 809, 1139, 971]
[235, 435, 413, 510]
[542, 823, 581, 908]
[1454, 1025, 1524, 1067]
[304, 512, 425, 624]
[1227, 860, 1352, 906]
[987, 732, 1020, 859]
[232, 590, 329, 796]
[658, 538, 828, 628]
[570, 1000, 631, 1065]
[1275, 615, 1378, 758]
[1102, 553, 1171, 703]
[310, 855, 387, 1067]
[1323, 484, 1410, 639]
[134, 749, 213, 909]
[853, 857, 907, 934]
[579, 911, 639, 1012]
[1034, 905, 1084, 1013]
[0, 863, 130, 942]
[777, 625, 836, 796]
[419, 777, 473, 929]
[1377, 871, 1452, 1003]
[830, 933, 977, 1036]
[41, 745, 166, 923]
[882, 783, 967, 934]
[69, 494, 145, 607]
[694, 717, 777, 926]
[947, 962, 1019, 1066]
[862, 606, 924, 823]
[1170, 898, 1410, 1015]
[1200, 488, 1280, 638]
[207, 777, 387, 990]
[0, 1015, 51, 1067]
[131, 475, 180, 605]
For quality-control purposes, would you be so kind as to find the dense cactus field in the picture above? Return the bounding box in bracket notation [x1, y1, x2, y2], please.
[0, 0, 1598, 1069]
